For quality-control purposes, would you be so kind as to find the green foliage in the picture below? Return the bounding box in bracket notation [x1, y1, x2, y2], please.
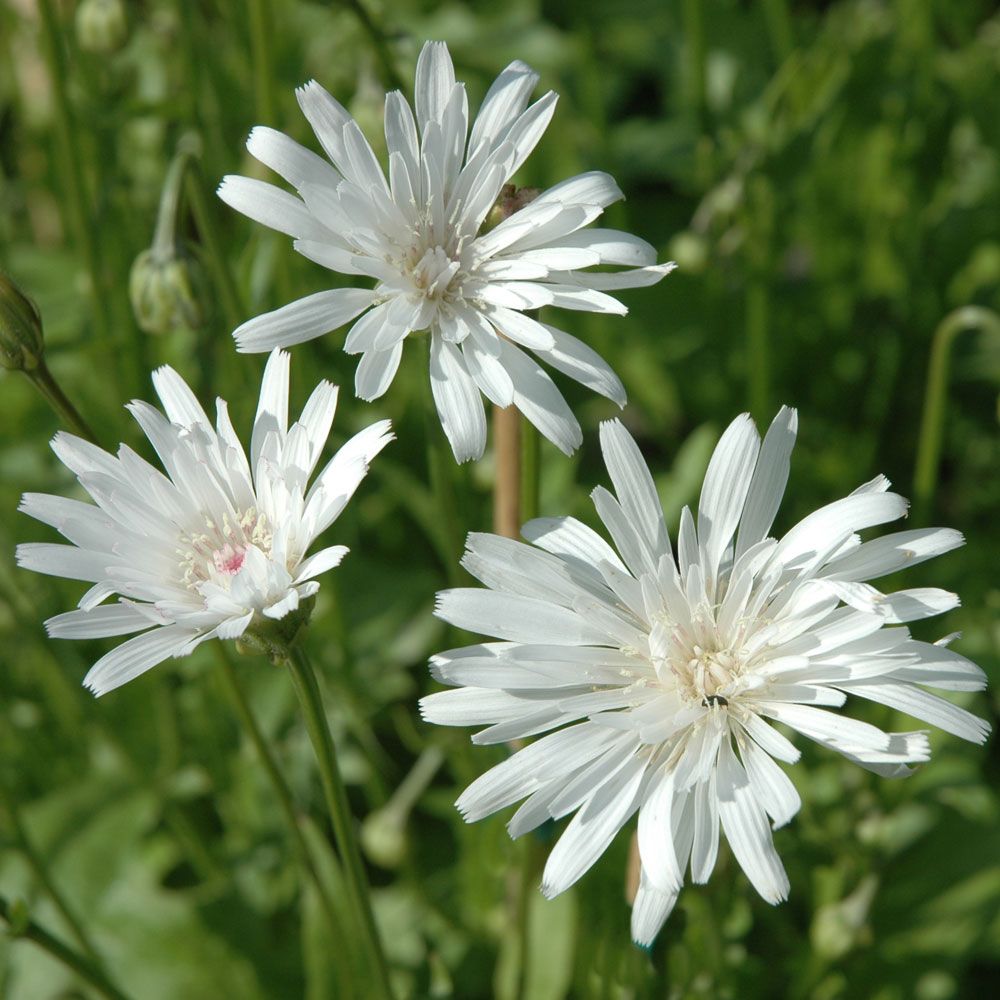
[0, 0, 997, 997]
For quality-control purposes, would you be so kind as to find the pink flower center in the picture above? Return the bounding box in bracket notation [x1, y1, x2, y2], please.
[212, 543, 246, 576]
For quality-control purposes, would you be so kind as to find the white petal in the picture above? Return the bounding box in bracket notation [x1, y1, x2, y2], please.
[717, 739, 789, 904]
[599, 420, 670, 565]
[839, 679, 990, 744]
[467, 59, 540, 160]
[217, 175, 329, 241]
[638, 768, 683, 892]
[521, 516, 628, 578]
[631, 871, 679, 947]
[430, 335, 487, 463]
[552, 228, 657, 266]
[83, 625, 197, 696]
[246, 125, 341, 190]
[152, 364, 211, 429]
[355, 341, 404, 401]
[736, 406, 798, 557]
[435, 589, 612, 646]
[738, 735, 801, 828]
[462, 338, 514, 407]
[497, 339, 582, 456]
[534, 324, 626, 406]
[698, 413, 760, 586]
[293, 545, 349, 583]
[234, 289, 377, 352]
[45, 603, 157, 639]
[823, 527, 964, 582]
[541, 754, 646, 897]
[415, 40, 455, 131]
[295, 79, 353, 174]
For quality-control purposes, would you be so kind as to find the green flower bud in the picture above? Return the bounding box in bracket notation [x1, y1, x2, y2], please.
[0, 272, 44, 373]
[129, 246, 210, 336]
[74, 0, 129, 55]
[360, 806, 407, 869]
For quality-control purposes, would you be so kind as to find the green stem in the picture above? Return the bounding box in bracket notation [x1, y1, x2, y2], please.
[342, 0, 405, 92]
[682, 0, 706, 127]
[213, 645, 346, 946]
[745, 278, 769, 422]
[0, 894, 131, 1000]
[0, 785, 101, 968]
[913, 306, 1000, 520]
[247, 0, 278, 124]
[26, 361, 99, 444]
[36, 0, 116, 360]
[286, 645, 394, 999]
[183, 155, 244, 334]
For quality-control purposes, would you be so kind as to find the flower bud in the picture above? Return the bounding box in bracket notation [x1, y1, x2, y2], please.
[129, 246, 210, 336]
[74, 0, 129, 55]
[484, 184, 542, 232]
[0, 272, 44, 373]
[360, 806, 407, 869]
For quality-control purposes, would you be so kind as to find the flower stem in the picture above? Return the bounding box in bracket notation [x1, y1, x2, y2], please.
[0, 894, 131, 1000]
[286, 645, 394, 999]
[493, 405, 522, 539]
[35, 0, 116, 363]
[247, 0, 278, 124]
[213, 645, 347, 946]
[913, 306, 1000, 521]
[26, 360, 99, 444]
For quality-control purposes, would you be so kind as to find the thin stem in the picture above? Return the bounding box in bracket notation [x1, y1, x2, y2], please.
[0, 785, 102, 968]
[36, 0, 116, 357]
[493, 405, 521, 539]
[183, 155, 244, 334]
[213, 645, 346, 946]
[26, 361, 99, 444]
[342, 0, 405, 92]
[913, 306, 1000, 520]
[286, 645, 394, 999]
[247, 0, 278, 124]
[0, 894, 131, 1000]
[682, 0, 707, 127]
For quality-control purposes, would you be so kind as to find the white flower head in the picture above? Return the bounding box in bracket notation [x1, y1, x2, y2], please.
[421, 409, 989, 944]
[17, 350, 392, 696]
[218, 40, 675, 462]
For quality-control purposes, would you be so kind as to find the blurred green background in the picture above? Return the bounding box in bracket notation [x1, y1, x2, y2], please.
[1, 0, 999, 997]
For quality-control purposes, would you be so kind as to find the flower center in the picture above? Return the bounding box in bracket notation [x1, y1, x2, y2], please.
[178, 508, 272, 590]
[410, 245, 462, 300]
[653, 614, 748, 708]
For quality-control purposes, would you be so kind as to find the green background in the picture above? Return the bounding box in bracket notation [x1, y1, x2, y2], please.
[1, 0, 998, 997]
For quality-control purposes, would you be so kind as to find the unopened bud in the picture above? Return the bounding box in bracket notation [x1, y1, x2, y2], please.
[129, 246, 210, 336]
[485, 184, 542, 232]
[0, 272, 44, 372]
[360, 806, 407, 869]
[75, 0, 129, 55]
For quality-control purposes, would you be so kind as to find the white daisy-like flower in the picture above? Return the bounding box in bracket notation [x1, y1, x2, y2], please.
[218, 40, 674, 462]
[16, 350, 392, 696]
[420, 409, 989, 944]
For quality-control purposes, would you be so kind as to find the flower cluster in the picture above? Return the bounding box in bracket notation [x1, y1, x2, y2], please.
[421, 411, 989, 943]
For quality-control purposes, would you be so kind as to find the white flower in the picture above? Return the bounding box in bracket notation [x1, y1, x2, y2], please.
[218, 40, 674, 462]
[17, 350, 392, 696]
[420, 409, 989, 945]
